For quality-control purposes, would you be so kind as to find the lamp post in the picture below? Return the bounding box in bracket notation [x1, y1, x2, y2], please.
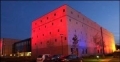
[60, 34, 63, 55]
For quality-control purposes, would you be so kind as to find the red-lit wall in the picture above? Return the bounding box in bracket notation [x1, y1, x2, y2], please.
[32, 5, 69, 58]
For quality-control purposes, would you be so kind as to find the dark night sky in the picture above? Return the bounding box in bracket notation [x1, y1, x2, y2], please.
[1, 1, 119, 44]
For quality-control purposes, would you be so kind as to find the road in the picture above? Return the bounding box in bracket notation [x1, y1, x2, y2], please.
[83, 57, 120, 62]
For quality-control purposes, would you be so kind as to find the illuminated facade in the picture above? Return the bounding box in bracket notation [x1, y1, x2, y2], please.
[0, 38, 20, 57]
[31, 4, 116, 58]
[13, 38, 31, 57]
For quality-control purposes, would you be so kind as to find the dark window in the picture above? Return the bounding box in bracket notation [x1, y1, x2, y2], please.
[78, 15, 79, 17]
[47, 17, 48, 19]
[39, 28, 40, 30]
[65, 37, 67, 40]
[86, 49, 87, 54]
[47, 41, 49, 43]
[76, 22, 78, 24]
[71, 11, 73, 14]
[50, 32, 51, 34]
[82, 49, 84, 54]
[45, 26, 46, 28]
[58, 29, 59, 32]
[52, 23, 53, 25]
[37, 35, 38, 38]
[33, 30, 35, 32]
[35, 43, 36, 45]
[98, 50, 99, 53]
[75, 30, 76, 32]
[40, 42, 42, 44]
[41, 20, 42, 22]
[82, 25, 83, 27]
[60, 19, 62, 22]
[55, 39, 57, 42]
[63, 9, 65, 12]
[69, 19, 71, 21]
[35, 23, 37, 25]
[83, 18, 84, 20]
[81, 32, 82, 34]
[54, 13, 56, 16]
[43, 34, 44, 36]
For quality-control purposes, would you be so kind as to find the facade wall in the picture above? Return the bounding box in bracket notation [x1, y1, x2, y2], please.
[32, 4, 116, 58]
[66, 6, 103, 56]
[32, 5, 69, 58]
[0, 38, 20, 57]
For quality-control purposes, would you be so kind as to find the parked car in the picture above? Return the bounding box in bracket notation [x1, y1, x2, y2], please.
[51, 54, 64, 62]
[61, 54, 83, 62]
[36, 54, 51, 62]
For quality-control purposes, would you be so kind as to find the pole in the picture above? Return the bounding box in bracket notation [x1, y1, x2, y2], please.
[100, 27, 105, 56]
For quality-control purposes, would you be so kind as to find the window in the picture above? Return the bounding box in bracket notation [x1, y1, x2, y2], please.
[45, 26, 46, 28]
[65, 37, 67, 40]
[54, 13, 56, 16]
[43, 34, 44, 36]
[75, 30, 76, 32]
[60, 19, 62, 22]
[52, 23, 53, 25]
[71, 11, 73, 14]
[82, 49, 84, 54]
[69, 19, 71, 22]
[49, 32, 51, 34]
[39, 28, 40, 30]
[86, 49, 87, 54]
[37, 35, 38, 38]
[47, 17, 48, 19]
[40, 42, 42, 44]
[63, 9, 65, 12]
[41, 20, 42, 22]
[83, 18, 84, 20]
[55, 39, 57, 42]
[35, 23, 37, 25]
[58, 29, 59, 32]
[33, 30, 35, 32]
[78, 15, 79, 17]
[76, 22, 78, 24]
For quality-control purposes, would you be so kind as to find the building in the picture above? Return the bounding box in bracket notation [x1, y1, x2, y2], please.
[13, 38, 31, 57]
[0, 38, 20, 57]
[31, 4, 116, 58]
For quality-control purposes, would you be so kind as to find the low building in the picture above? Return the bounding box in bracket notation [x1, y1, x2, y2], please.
[13, 38, 31, 57]
[0, 38, 20, 57]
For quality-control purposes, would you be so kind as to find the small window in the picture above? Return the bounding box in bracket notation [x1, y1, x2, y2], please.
[45, 26, 46, 28]
[37, 35, 38, 38]
[69, 19, 71, 21]
[35, 43, 36, 45]
[75, 30, 76, 32]
[65, 37, 67, 40]
[60, 19, 62, 22]
[82, 49, 84, 54]
[76, 22, 78, 24]
[81, 32, 82, 34]
[83, 18, 84, 20]
[58, 29, 59, 32]
[86, 49, 87, 54]
[40, 42, 42, 44]
[54, 13, 56, 16]
[41, 20, 42, 22]
[55, 39, 57, 42]
[52, 23, 53, 25]
[39, 28, 40, 30]
[71, 11, 73, 14]
[47, 17, 48, 19]
[43, 34, 44, 36]
[78, 15, 79, 17]
[63, 9, 65, 12]
[49, 32, 51, 34]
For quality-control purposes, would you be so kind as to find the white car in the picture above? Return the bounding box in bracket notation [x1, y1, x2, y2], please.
[36, 54, 51, 62]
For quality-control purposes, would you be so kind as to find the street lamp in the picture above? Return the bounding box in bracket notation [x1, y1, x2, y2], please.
[60, 34, 63, 55]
